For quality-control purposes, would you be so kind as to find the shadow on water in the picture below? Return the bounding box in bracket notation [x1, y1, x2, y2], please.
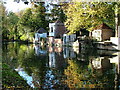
[2, 42, 120, 89]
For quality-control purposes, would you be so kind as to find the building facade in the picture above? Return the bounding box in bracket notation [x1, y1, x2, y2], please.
[48, 20, 66, 46]
[91, 23, 113, 41]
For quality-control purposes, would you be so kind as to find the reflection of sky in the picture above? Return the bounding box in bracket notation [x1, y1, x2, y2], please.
[44, 70, 59, 89]
[17, 70, 34, 88]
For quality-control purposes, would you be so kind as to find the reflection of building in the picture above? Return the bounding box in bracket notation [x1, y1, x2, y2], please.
[49, 52, 55, 68]
[91, 57, 112, 70]
[91, 51, 120, 73]
[48, 46, 66, 69]
[109, 52, 120, 65]
[48, 46, 63, 53]
[63, 47, 76, 59]
[55, 52, 65, 69]
[34, 44, 47, 56]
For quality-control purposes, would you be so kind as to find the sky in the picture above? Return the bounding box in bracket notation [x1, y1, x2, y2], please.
[4, 0, 58, 12]
[3, 0, 70, 12]
[3, 0, 60, 13]
[4, 0, 31, 12]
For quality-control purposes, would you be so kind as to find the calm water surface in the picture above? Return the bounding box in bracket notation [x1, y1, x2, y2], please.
[2, 42, 120, 89]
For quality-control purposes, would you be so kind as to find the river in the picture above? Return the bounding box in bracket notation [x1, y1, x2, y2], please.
[2, 42, 120, 89]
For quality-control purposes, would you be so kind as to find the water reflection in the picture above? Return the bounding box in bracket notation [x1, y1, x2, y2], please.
[15, 66, 34, 88]
[34, 44, 47, 55]
[2, 42, 120, 89]
[63, 47, 76, 59]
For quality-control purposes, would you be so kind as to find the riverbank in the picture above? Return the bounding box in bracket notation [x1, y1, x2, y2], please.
[2, 63, 30, 89]
[2, 39, 33, 44]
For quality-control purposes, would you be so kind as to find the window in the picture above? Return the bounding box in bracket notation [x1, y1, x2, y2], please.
[69, 35, 70, 40]
[51, 27, 53, 32]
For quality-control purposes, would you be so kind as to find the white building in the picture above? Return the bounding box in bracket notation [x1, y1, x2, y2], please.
[63, 47, 76, 59]
[48, 20, 66, 45]
[63, 31, 76, 45]
[34, 28, 47, 43]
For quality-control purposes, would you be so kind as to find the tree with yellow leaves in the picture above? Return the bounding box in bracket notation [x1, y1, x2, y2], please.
[65, 2, 116, 34]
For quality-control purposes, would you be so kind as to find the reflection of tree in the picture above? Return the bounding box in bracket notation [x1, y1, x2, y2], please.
[44, 68, 68, 89]
[2, 43, 20, 69]
[3, 43, 68, 88]
[64, 59, 115, 88]
[3, 43, 116, 88]
[17, 45, 48, 88]
[2, 63, 29, 88]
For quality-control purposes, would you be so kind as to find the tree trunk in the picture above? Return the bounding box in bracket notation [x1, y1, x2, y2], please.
[115, 4, 118, 37]
[118, 13, 120, 26]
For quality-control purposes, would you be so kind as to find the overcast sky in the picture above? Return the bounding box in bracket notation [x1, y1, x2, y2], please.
[3, 0, 73, 12]
[4, 0, 31, 12]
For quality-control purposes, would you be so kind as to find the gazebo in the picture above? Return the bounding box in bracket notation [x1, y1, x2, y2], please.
[34, 28, 47, 44]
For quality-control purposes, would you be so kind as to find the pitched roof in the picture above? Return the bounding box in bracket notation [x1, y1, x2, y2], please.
[64, 30, 69, 34]
[94, 23, 112, 30]
[37, 28, 47, 34]
[55, 20, 62, 23]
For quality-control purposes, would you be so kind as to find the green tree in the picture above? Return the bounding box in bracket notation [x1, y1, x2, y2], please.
[19, 8, 32, 28]
[17, 2, 48, 41]
[31, 2, 48, 30]
[1, 1, 19, 41]
[0, 1, 8, 40]
[7, 12, 19, 40]
[50, 3, 66, 22]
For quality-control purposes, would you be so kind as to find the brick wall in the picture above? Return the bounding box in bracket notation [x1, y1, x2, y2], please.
[102, 29, 113, 41]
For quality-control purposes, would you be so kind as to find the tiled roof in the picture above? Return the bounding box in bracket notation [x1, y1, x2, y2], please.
[94, 23, 112, 30]
[64, 30, 69, 34]
[55, 20, 62, 23]
[37, 28, 47, 34]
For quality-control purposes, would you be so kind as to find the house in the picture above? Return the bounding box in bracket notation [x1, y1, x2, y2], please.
[63, 30, 76, 45]
[63, 47, 76, 59]
[90, 23, 113, 41]
[48, 20, 66, 46]
[63, 28, 89, 46]
[34, 28, 47, 44]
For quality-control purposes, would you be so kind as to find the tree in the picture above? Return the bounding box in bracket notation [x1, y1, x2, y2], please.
[1, 0, 20, 41]
[65, 2, 115, 34]
[50, 3, 67, 23]
[114, 2, 120, 37]
[0, 1, 8, 40]
[19, 2, 48, 31]
[17, 2, 48, 41]
[7, 12, 19, 40]
[19, 8, 32, 27]
[31, 2, 48, 30]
